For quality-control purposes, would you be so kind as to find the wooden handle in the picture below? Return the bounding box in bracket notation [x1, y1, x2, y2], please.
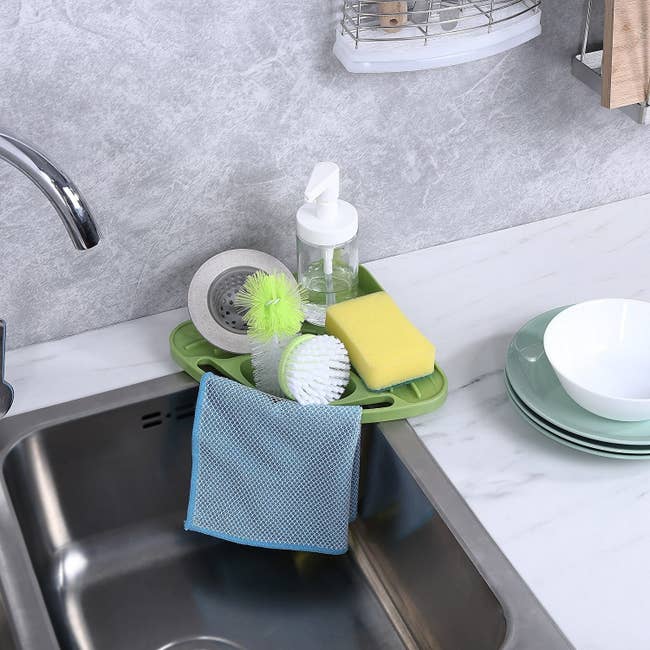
[378, 1, 408, 31]
[602, 0, 650, 109]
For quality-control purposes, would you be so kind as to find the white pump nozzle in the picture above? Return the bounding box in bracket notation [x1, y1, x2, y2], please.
[304, 162, 340, 221]
[296, 162, 358, 285]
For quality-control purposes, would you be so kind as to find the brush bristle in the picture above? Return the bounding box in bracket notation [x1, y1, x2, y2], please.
[235, 271, 305, 340]
[284, 335, 350, 405]
[249, 334, 289, 397]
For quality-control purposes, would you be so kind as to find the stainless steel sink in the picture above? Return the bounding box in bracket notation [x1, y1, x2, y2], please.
[0, 592, 16, 650]
[0, 374, 571, 649]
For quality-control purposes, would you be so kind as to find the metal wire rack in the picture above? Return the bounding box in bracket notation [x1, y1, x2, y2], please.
[334, 0, 542, 72]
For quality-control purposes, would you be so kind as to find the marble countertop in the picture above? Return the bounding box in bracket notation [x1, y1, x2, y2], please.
[6, 193, 650, 649]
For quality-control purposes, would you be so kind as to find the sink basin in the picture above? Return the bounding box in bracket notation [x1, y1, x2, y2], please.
[0, 374, 569, 649]
[0, 592, 16, 649]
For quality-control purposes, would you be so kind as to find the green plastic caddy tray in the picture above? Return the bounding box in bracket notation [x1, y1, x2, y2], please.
[170, 266, 447, 424]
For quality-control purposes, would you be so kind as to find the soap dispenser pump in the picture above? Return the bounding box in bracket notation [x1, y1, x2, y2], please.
[296, 162, 359, 306]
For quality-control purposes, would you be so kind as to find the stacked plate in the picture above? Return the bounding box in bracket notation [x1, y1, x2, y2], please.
[506, 307, 650, 459]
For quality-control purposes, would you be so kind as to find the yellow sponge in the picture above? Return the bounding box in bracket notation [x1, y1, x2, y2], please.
[325, 291, 436, 391]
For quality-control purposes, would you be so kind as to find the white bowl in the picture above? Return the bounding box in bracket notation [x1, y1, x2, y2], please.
[543, 299, 650, 422]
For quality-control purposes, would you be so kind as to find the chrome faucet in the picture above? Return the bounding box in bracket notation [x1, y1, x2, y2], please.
[0, 130, 101, 417]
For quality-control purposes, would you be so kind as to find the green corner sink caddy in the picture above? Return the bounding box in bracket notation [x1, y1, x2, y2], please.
[170, 266, 447, 423]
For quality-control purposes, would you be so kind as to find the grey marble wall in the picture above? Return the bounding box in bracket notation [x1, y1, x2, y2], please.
[1, 0, 648, 348]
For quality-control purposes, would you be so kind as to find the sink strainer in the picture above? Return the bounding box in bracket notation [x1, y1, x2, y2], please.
[157, 636, 245, 650]
[207, 267, 256, 334]
[188, 249, 297, 354]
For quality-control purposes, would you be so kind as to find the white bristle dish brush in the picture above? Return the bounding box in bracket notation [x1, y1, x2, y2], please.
[278, 334, 351, 405]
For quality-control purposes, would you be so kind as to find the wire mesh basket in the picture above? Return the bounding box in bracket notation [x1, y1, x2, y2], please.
[334, 0, 542, 72]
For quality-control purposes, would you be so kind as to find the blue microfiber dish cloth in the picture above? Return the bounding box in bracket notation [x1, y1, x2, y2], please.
[185, 373, 363, 555]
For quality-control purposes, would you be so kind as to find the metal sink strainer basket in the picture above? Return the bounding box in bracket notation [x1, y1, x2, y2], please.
[187, 250, 297, 354]
[334, 0, 542, 72]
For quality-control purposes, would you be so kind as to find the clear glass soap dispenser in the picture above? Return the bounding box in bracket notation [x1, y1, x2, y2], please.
[297, 162, 359, 307]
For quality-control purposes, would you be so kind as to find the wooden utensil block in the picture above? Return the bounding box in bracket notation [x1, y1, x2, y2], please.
[602, 0, 650, 109]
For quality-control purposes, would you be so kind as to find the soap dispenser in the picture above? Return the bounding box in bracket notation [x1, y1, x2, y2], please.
[297, 162, 359, 306]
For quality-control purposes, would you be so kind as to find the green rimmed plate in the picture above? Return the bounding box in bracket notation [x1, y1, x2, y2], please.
[505, 376, 650, 458]
[506, 308, 650, 446]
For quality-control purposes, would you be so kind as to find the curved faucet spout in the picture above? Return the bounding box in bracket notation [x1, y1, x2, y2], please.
[0, 131, 100, 250]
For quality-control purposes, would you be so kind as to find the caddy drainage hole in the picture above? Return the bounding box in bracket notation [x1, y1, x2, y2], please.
[157, 636, 245, 650]
[362, 398, 395, 409]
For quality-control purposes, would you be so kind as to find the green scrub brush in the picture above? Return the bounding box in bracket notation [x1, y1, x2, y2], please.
[278, 334, 350, 405]
[235, 271, 305, 396]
